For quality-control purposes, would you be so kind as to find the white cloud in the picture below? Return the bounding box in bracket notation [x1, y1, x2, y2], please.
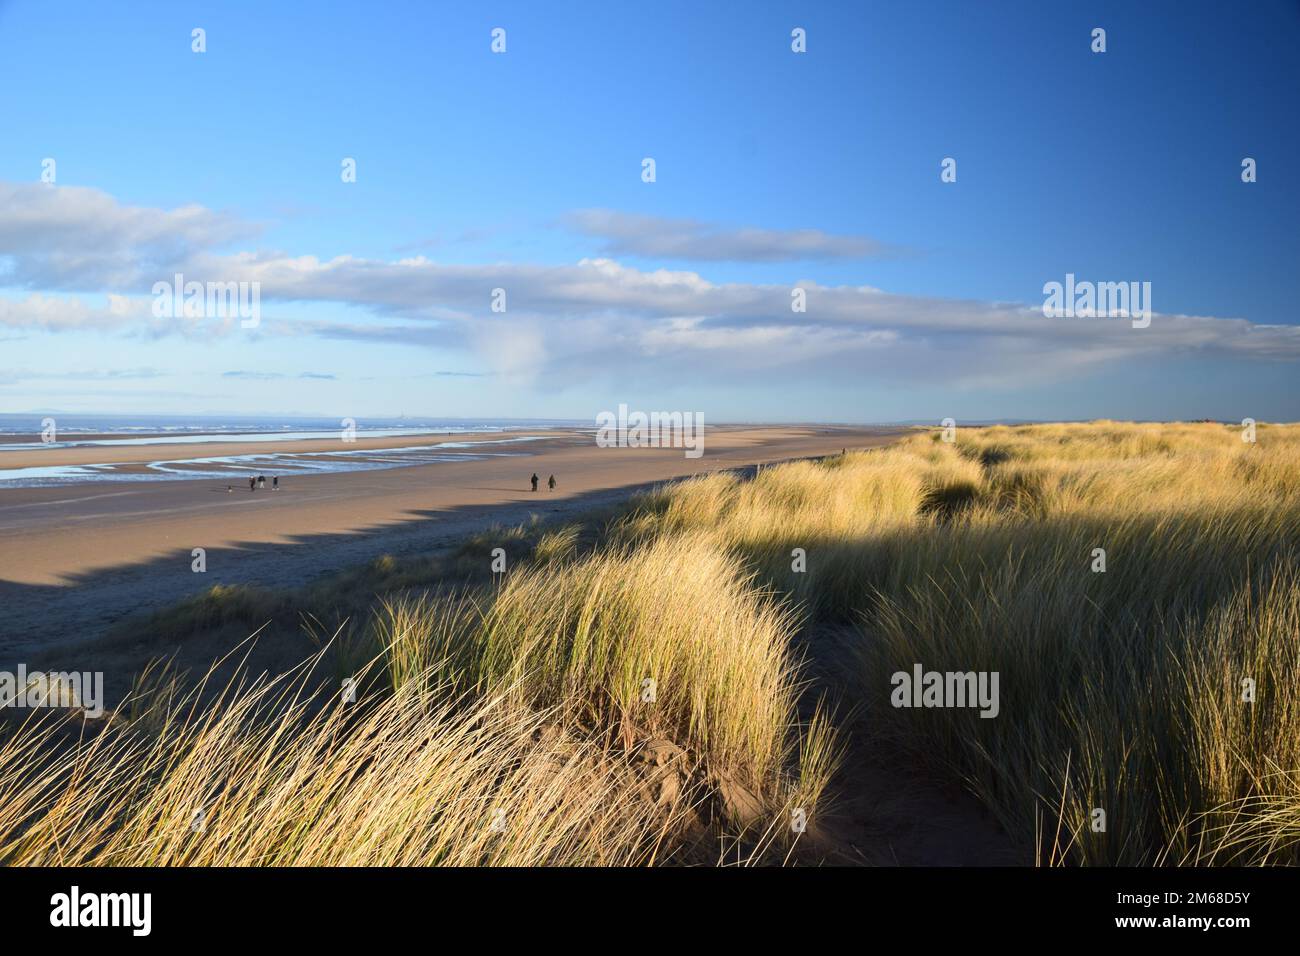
[564, 208, 892, 261]
[0, 181, 256, 290]
[2, 182, 1298, 391]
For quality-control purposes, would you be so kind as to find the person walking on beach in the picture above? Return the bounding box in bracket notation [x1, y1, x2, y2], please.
[548, 474, 556, 491]
[249, 476, 256, 492]
[273, 476, 279, 491]
[258, 475, 266, 490]
[530, 473, 539, 492]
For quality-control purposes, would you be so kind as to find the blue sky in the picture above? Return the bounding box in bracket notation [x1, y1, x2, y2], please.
[1, 0, 1297, 423]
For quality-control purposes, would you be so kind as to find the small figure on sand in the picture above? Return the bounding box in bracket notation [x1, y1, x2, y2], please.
[530, 473, 539, 492]
[257, 475, 266, 490]
[227, 484, 232, 493]
[249, 476, 256, 492]
[548, 474, 556, 491]
[273, 476, 279, 491]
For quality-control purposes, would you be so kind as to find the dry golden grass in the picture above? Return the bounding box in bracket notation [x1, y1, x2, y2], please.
[3, 420, 1294, 866]
[0, 660, 695, 866]
[613, 421, 1300, 864]
[373, 536, 806, 785]
[0, 536, 836, 866]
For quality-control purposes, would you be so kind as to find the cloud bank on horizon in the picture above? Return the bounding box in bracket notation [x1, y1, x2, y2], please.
[2, 181, 1297, 395]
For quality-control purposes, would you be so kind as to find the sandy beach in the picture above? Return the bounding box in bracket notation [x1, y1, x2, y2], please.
[0, 425, 904, 652]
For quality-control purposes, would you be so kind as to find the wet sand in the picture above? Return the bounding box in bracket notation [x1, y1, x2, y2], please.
[0, 429, 559, 470]
[0, 425, 905, 652]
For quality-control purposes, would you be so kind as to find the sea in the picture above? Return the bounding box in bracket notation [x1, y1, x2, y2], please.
[0, 414, 585, 488]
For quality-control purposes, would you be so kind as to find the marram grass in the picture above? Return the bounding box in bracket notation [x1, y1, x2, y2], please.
[0, 536, 835, 866]
[2, 421, 1295, 865]
[614, 421, 1300, 864]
